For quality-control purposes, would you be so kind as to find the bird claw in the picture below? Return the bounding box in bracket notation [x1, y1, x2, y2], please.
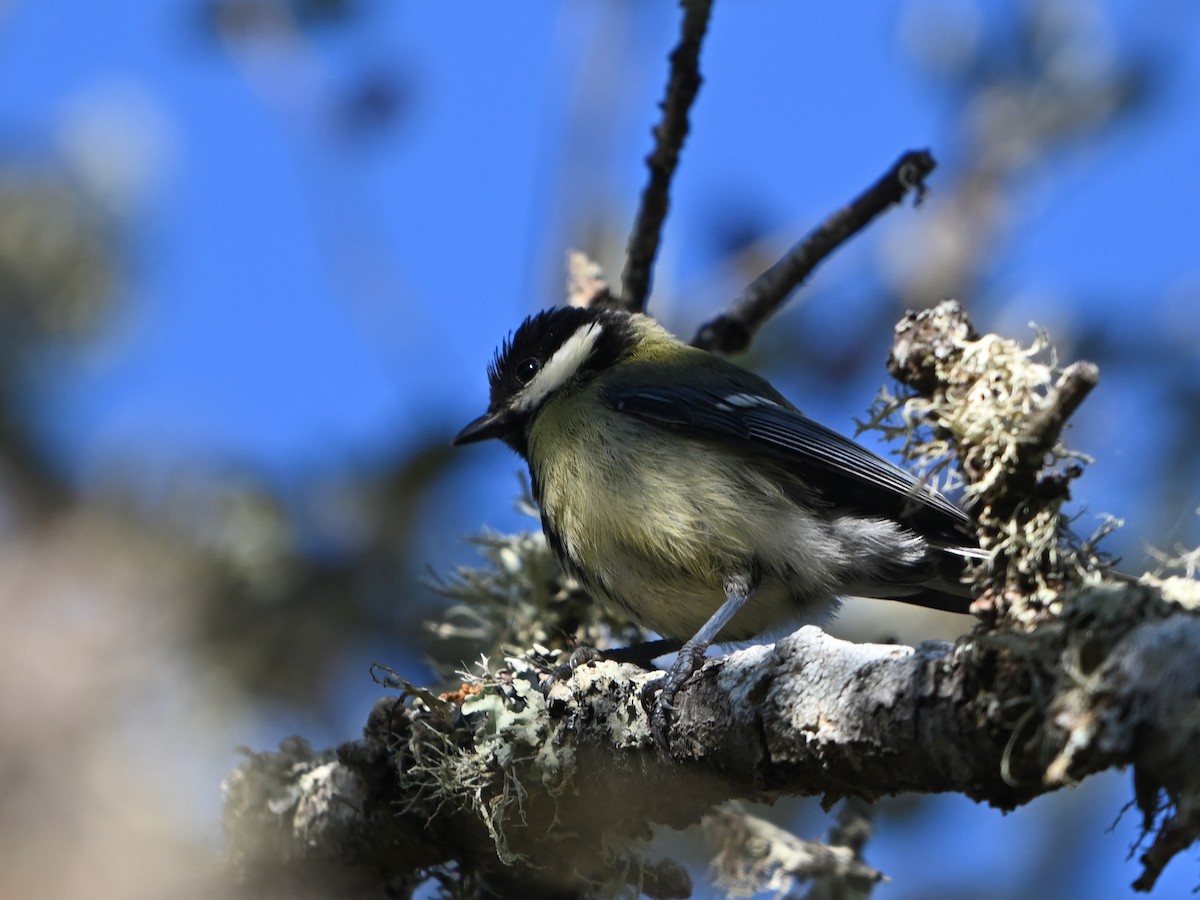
[640, 674, 679, 753]
[639, 675, 663, 717]
[641, 639, 711, 753]
[568, 644, 603, 669]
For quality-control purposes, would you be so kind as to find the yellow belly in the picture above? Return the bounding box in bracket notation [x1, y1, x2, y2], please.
[529, 400, 839, 641]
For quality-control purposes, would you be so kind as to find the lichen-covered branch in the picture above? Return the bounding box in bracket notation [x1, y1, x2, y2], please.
[225, 578, 1200, 897]
[870, 300, 1112, 620]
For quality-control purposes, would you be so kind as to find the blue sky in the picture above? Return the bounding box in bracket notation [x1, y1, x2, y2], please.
[4, 2, 1197, 498]
[2, 1, 1198, 897]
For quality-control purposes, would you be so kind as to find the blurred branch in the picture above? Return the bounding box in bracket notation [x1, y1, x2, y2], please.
[692, 150, 936, 353]
[804, 798, 879, 900]
[619, 0, 713, 314]
[885, 2, 1153, 310]
[566, 249, 617, 308]
[703, 801, 883, 898]
[0, 164, 120, 514]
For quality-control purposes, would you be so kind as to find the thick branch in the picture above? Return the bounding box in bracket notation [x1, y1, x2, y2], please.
[225, 580, 1200, 896]
[693, 150, 936, 353]
[619, 0, 713, 313]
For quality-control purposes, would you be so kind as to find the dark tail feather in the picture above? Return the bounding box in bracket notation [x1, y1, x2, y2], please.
[867, 542, 986, 615]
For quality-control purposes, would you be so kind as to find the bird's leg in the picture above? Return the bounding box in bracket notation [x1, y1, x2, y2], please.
[643, 572, 757, 751]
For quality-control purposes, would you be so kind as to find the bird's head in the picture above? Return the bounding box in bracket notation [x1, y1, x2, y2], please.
[452, 306, 645, 453]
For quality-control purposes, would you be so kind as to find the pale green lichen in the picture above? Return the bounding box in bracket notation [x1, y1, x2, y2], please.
[864, 329, 1066, 495]
[387, 649, 581, 867]
[396, 652, 662, 896]
[415, 481, 668, 882]
[427, 486, 648, 673]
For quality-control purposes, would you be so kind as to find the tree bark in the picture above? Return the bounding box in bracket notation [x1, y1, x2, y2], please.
[224, 577, 1200, 897]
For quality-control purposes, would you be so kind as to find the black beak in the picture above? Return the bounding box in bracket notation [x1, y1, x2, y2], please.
[452, 409, 510, 446]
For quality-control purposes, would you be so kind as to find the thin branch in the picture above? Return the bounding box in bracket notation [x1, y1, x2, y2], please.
[1023, 361, 1100, 455]
[692, 150, 937, 353]
[619, 0, 713, 313]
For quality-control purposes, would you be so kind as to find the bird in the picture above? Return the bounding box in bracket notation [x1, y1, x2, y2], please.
[453, 305, 979, 748]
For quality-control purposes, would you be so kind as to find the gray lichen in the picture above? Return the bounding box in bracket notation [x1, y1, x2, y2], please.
[862, 300, 1116, 622]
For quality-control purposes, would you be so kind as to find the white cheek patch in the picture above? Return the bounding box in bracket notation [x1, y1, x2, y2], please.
[514, 321, 604, 412]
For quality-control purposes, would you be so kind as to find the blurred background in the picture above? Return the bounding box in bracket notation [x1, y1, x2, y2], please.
[0, 1, 1197, 897]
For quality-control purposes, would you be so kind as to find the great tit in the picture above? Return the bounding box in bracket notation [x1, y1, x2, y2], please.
[453, 305, 979, 745]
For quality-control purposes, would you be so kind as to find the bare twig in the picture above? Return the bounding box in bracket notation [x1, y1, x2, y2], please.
[619, 0, 713, 313]
[1022, 361, 1100, 456]
[693, 150, 937, 353]
[1135, 807, 1200, 892]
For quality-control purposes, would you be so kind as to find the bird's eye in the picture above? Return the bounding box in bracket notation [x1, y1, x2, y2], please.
[515, 357, 541, 385]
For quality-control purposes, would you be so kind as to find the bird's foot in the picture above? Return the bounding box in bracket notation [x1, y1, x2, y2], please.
[567, 644, 603, 669]
[640, 640, 707, 753]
